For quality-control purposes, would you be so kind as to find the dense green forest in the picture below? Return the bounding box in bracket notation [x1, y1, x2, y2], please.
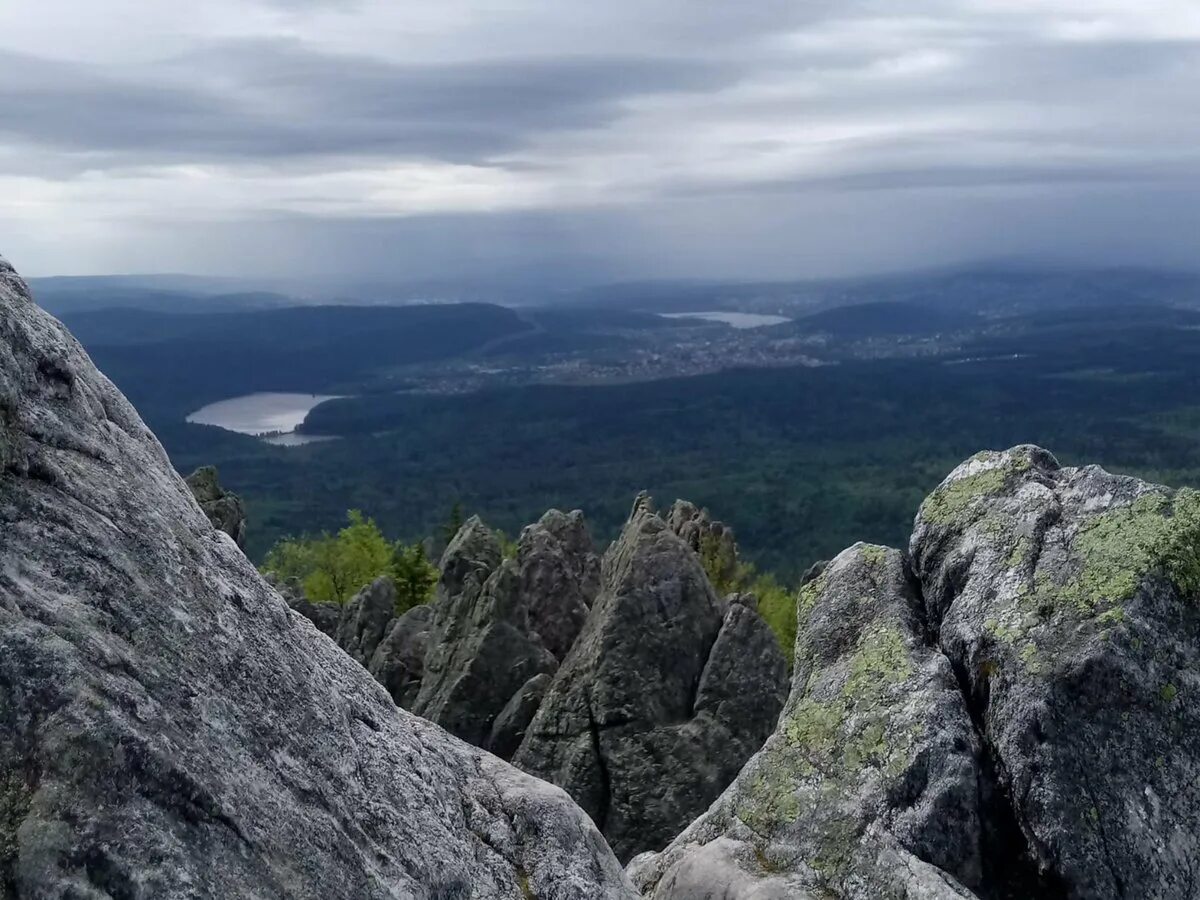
[141, 303, 1200, 582]
[48, 269, 1200, 584]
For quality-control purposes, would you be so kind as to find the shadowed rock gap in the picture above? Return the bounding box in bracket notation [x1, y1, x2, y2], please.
[902, 552, 1069, 900]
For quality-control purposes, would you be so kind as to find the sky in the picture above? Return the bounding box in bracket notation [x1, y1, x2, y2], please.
[1, 0, 1199, 283]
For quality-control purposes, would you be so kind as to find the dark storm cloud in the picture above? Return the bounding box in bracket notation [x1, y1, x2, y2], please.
[0, 41, 736, 167]
[1, 0, 1199, 279]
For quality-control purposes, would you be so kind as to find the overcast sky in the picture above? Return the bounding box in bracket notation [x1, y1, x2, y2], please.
[1, 0, 1199, 282]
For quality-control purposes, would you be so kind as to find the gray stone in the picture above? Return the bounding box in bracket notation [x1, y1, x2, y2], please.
[287, 595, 340, 639]
[515, 496, 789, 861]
[630, 544, 984, 900]
[411, 518, 559, 749]
[517, 509, 600, 661]
[185, 465, 247, 548]
[333, 575, 397, 666]
[487, 673, 554, 761]
[409, 510, 600, 755]
[910, 445, 1200, 898]
[0, 256, 636, 900]
[367, 604, 433, 709]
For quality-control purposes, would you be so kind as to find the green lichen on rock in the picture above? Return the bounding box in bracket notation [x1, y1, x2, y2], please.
[780, 625, 916, 782]
[735, 747, 802, 835]
[1038, 488, 1200, 615]
[919, 451, 1032, 527]
[809, 818, 857, 882]
[858, 544, 890, 569]
[796, 572, 827, 632]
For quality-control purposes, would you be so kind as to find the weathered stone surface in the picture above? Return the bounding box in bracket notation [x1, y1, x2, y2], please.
[286, 595, 340, 639]
[408, 509, 601, 754]
[0, 257, 636, 899]
[629, 543, 984, 899]
[910, 445, 1200, 898]
[334, 575, 397, 666]
[411, 521, 558, 749]
[487, 673, 554, 761]
[185, 464, 247, 548]
[515, 496, 789, 861]
[517, 509, 600, 661]
[367, 604, 433, 709]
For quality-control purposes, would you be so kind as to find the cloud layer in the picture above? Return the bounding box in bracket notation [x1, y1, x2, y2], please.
[1, 0, 1198, 280]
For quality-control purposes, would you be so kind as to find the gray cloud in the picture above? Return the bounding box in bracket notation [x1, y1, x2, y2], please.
[0, 0, 1197, 280]
[0, 42, 735, 166]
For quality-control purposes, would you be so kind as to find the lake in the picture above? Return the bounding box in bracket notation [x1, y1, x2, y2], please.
[186, 392, 343, 444]
[660, 311, 791, 329]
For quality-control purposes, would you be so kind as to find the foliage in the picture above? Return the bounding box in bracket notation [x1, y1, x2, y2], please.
[496, 530, 519, 560]
[699, 531, 740, 594]
[262, 510, 435, 611]
[391, 542, 439, 614]
[693, 530, 799, 662]
[750, 571, 801, 662]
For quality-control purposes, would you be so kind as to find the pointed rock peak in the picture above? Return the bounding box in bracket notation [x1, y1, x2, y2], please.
[518, 508, 594, 559]
[628, 490, 655, 521]
[517, 493, 785, 861]
[439, 514, 502, 593]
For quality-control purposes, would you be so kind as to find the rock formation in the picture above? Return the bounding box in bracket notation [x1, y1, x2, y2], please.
[910, 446, 1200, 897]
[334, 576, 397, 666]
[629, 544, 985, 898]
[286, 507, 604, 758]
[631, 446, 1200, 899]
[0, 257, 635, 899]
[409, 517, 561, 748]
[366, 603, 433, 710]
[185, 464, 247, 548]
[515, 496, 789, 861]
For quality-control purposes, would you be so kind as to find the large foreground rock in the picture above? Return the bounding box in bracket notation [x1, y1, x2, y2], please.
[629, 544, 985, 899]
[0, 258, 635, 899]
[910, 446, 1200, 898]
[515, 496, 788, 861]
[634, 447, 1200, 900]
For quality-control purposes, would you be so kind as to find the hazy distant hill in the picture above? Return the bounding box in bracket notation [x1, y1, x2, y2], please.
[568, 266, 1200, 317]
[31, 280, 295, 316]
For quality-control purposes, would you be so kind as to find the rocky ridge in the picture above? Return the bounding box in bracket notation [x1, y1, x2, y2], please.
[289, 496, 790, 862]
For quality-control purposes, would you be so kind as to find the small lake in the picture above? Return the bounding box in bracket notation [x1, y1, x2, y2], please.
[186, 392, 343, 445]
[660, 311, 791, 329]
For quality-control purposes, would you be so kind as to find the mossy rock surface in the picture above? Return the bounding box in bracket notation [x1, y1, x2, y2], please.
[911, 445, 1200, 898]
[630, 543, 983, 900]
